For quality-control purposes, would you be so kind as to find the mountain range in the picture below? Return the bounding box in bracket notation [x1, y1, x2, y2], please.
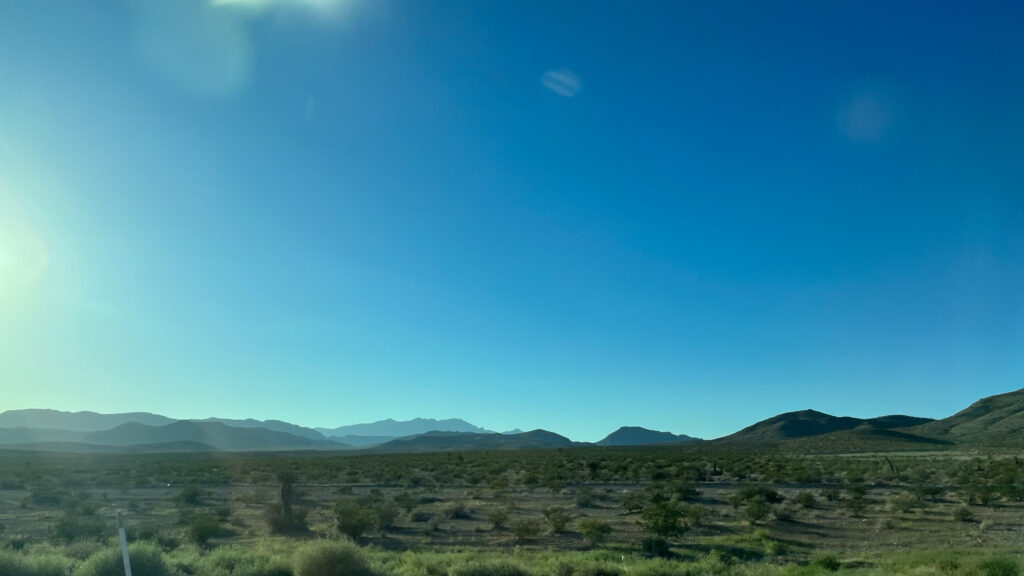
[1, 386, 1022, 453]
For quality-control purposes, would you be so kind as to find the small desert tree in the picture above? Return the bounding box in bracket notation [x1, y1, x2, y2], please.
[334, 500, 376, 540]
[267, 470, 308, 534]
[640, 500, 687, 556]
[542, 507, 572, 534]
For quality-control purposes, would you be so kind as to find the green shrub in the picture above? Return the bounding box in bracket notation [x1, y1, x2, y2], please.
[50, 512, 107, 542]
[444, 502, 472, 520]
[640, 501, 686, 539]
[486, 507, 510, 530]
[744, 496, 771, 524]
[393, 492, 418, 513]
[334, 500, 375, 539]
[410, 510, 433, 523]
[732, 486, 783, 505]
[812, 554, 841, 571]
[184, 512, 224, 547]
[75, 542, 173, 576]
[954, 506, 975, 523]
[576, 564, 621, 576]
[578, 519, 612, 547]
[621, 491, 646, 513]
[267, 504, 310, 535]
[294, 541, 374, 576]
[197, 547, 294, 576]
[979, 557, 1020, 576]
[373, 502, 401, 532]
[542, 507, 572, 534]
[0, 550, 72, 576]
[794, 491, 816, 508]
[575, 488, 597, 508]
[451, 562, 532, 576]
[510, 519, 541, 543]
[176, 485, 208, 506]
[640, 537, 670, 557]
[671, 483, 701, 502]
[820, 488, 842, 502]
[889, 493, 921, 514]
[772, 505, 797, 522]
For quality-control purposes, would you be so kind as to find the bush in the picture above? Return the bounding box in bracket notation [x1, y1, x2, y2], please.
[393, 492, 418, 513]
[621, 491, 646, 513]
[510, 519, 541, 543]
[175, 485, 208, 506]
[373, 502, 401, 532]
[889, 493, 921, 514]
[444, 502, 472, 520]
[267, 503, 310, 535]
[640, 501, 686, 539]
[954, 506, 975, 523]
[772, 505, 797, 522]
[640, 537, 670, 557]
[744, 496, 771, 524]
[487, 507, 510, 530]
[542, 507, 572, 534]
[575, 488, 597, 508]
[979, 557, 1020, 576]
[576, 564, 621, 576]
[578, 519, 611, 547]
[51, 511, 106, 542]
[294, 541, 375, 576]
[451, 561, 532, 576]
[75, 542, 173, 576]
[672, 483, 701, 502]
[184, 512, 224, 547]
[334, 500, 376, 539]
[820, 488, 842, 502]
[198, 547, 294, 576]
[0, 550, 72, 576]
[795, 491, 816, 509]
[410, 510, 433, 523]
[733, 486, 783, 505]
[812, 554, 841, 571]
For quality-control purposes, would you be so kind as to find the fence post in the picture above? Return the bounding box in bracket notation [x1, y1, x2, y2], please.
[117, 511, 133, 576]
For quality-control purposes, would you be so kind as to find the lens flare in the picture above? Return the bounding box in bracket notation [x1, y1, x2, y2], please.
[0, 220, 49, 313]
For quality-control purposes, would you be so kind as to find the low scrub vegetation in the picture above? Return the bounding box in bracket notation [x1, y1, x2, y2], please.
[3, 447, 1024, 575]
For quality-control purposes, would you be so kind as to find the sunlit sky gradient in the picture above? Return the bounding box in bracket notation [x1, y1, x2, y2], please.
[1, 1, 1022, 441]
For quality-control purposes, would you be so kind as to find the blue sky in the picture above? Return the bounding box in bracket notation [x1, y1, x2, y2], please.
[1, 0, 1022, 441]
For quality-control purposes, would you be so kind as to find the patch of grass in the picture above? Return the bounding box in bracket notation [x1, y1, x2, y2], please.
[294, 541, 375, 576]
[75, 542, 173, 576]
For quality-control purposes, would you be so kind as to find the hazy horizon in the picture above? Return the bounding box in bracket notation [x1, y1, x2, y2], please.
[2, 0, 1022, 443]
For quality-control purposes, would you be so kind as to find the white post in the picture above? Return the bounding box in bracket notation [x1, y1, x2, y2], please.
[117, 511, 133, 576]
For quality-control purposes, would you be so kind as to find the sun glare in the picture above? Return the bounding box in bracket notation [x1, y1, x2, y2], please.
[0, 220, 48, 311]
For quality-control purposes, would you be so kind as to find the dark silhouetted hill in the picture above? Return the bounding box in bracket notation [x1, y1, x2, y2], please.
[370, 430, 574, 453]
[718, 410, 863, 443]
[330, 435, 394, 447]
[598, 427, 700, 446]
[0, 409, 176, 431]
[196, 418, 327, 440]
[910, 387, 1024, 445]
[0, 422, 348, 452]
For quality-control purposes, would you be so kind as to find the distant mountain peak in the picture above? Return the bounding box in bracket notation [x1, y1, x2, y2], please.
[0, 409, 177, 432]
[598, 426, 700, 446]
[315, 417, 489, 439]
[371, 428, 574, 453]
